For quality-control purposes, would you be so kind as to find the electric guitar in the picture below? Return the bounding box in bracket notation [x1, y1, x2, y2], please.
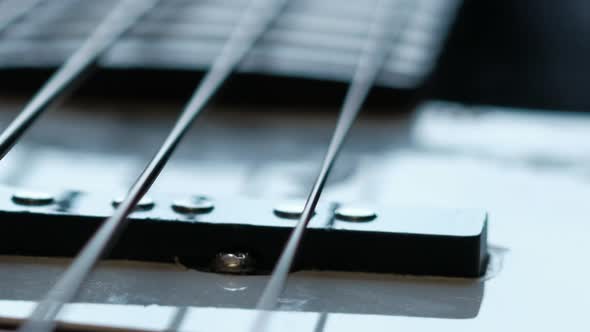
[0, 0, 588, 331]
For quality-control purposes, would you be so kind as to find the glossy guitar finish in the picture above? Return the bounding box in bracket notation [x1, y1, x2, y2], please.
[0, 99, 588, 331]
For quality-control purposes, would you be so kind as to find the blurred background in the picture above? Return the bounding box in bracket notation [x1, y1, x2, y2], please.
[0, 0, 589, 110]
[0, 0, 588, 200]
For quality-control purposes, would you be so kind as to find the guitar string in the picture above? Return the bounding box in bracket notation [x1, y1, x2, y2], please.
[16, 0, 288, 331]
[0, 0, 44, 33]
[252, 0, 413, 323]
[0, 0, 160, 161]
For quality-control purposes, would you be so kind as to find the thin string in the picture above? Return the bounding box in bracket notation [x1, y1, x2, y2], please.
[17, 1, 288, 332]
[0, 0, 160, 161]
[252, 0, 411, 327]
[0, 0, 44, 33]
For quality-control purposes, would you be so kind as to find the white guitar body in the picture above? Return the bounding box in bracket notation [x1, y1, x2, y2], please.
[0, 99, 588, 331]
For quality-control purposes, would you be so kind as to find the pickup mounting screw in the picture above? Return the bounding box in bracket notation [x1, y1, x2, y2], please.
[212, 252, 254, 274]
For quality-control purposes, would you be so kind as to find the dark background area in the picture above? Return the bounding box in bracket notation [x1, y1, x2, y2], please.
[432, 0, 590, 111]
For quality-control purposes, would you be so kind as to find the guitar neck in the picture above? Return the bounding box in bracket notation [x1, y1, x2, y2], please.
[0, 0, 460, 92]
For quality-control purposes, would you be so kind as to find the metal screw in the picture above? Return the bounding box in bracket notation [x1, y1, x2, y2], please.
[273, 200, 315, 219]
[112, 195, 155, 211]
[172, 196, 214, 214]
[334, 206, 377, 222]
[11, 190, 54, 206]
[212, 252, 255, 274]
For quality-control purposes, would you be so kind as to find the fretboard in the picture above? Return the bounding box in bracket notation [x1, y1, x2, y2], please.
[0, 0, 460, 89]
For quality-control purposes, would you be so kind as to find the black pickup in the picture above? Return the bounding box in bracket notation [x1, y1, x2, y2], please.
[0, 186, 488, 277]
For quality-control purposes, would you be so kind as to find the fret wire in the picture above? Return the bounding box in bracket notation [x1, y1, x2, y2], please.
[253, 0, 412, 321]
[0, 0, 159, 161]
[16, 0, 288, 332]
[0, 0, 43, 33]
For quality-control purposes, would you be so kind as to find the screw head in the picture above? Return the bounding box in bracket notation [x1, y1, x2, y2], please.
[273, 200, 315, 219]
[334, 206, 377, 222]
[11, 190, 54, 206]
[112, 195, 155, 211]
[172, 196, 214, 214]
[212, 252, 254, 274]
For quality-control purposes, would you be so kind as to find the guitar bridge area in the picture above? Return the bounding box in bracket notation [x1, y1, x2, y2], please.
[0, 186, 488, 278]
